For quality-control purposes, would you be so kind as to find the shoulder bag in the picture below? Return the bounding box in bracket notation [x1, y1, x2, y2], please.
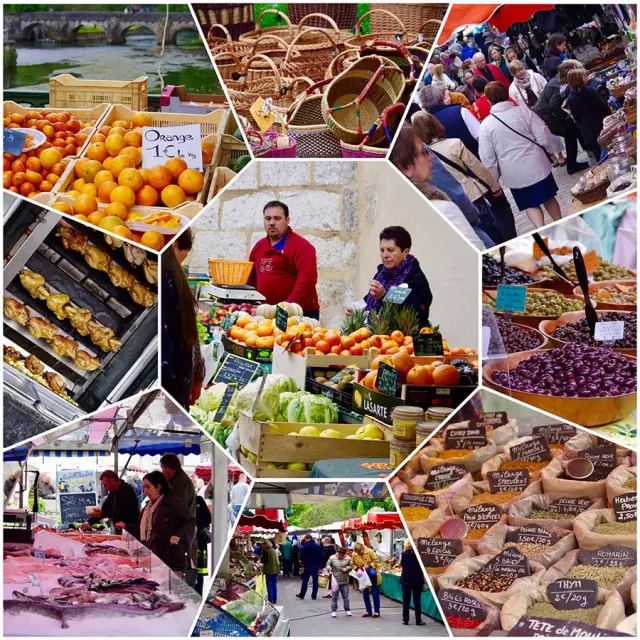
[490, 113, 555, 163]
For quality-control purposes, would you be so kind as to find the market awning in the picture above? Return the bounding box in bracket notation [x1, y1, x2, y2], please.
[438, 4, 555, 43]
[238, 513, 286, 532]
[341, 512, 403, 531]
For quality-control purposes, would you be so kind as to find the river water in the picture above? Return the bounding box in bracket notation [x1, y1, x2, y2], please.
[8, 34, 222, 95]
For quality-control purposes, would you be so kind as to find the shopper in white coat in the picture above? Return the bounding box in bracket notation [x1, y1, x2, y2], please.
[479, 81, 562, 229]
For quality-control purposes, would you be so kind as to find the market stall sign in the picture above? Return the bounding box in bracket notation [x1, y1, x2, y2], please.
[438, 588, 486, 622]
[413, 333, 444, 356]
[594, 320, 625, 342]
[505, 525, 556, 546]
[487, 469, 529, 493]
[212, 384, 237, 423]
[577, 544, 636, 568]
[509, 436, 551, 463]
[578, 444, 616, 479]
[480, 547, 530, 578]
[249, 97, 277, 132]
[142, 124, 203, 170]
[495, 284, 527, 313]
[471, 411, 508, 428]
[59, 493, 98, 525]
[384, 285, 412, 304]
[417, 537, 463, 568]
[352, 383, 403, 426]
[4, 128, 27, 156]
[532, 423, 576, 445]
[546, 578, 599, 611]
[547, 497, 592, 516]
[445, 424, 487, 450]
[612, 492, 637, 522]
[399, 493, 436, 509]
[213, 354, 260, 389]
[221, 312, 238, 332]
[275, 305, 289, 333]
[424, 463, 467, 491]
[377, 362, 401, 397]
[507, 616, 629, 637]
[583, 250, 600, 273]
[462, 503, 501, 530]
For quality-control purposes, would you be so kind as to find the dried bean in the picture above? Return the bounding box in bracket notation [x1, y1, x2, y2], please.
[623, 477, 637, 490]
[592, 521, 637, 535]
[503, 542, 550, 557]
[456, 572, 516, 592]
[529, 509, 579, 520]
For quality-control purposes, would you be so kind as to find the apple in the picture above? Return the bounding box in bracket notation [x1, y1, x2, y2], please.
[247, 452, 257, 464]
[299, 426, 319, 437]
[265, 462, 277, 469]
[240, 445, 248, 456]
[320, 429, 344, 438]
[286, 462, 307, 471]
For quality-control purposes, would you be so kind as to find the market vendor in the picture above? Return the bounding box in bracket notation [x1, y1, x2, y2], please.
[248, 200, 320, 319]
[83, 470, 140, 535]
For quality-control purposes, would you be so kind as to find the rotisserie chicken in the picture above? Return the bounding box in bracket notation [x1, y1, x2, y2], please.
[129, 282, 157, 308]
[51, 335, 78, 359]
[44, 372, 66, 394]
[58, 226, 89, 254]
[65, 306, 92, 336]
[20, 270, 49, 301]
[25, 354, 44, 375]
[123, 244, 147, 267]
[3, 346, 21, 363]
[46, 293, 71, 320]
[87, 320, 117, 353]
[107, 262, 135, 289]
[29, 317, 59, 341]
[74, 350, 100, 371]
[84, 246, 110, 272]
[142, 260, 158, 286]
[3, 298, 30, 326]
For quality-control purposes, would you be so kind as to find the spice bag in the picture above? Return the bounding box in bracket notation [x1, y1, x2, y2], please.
[541, 457, 608, 501]
[631, 581, 637, 611]
[425, 546, 477, 581]
[403, 506, 446, 536]
[437, 553, 546, 608]
[543, 548, 637, 606]
[452, 509, 509, 552]
[508, 494, 606, 530]
[500, 584, 626, 631]
[574, 508, 637, 550]
[392, 443, 442, 496]
[616, 613, 637, 635]
[439, 419, 518, 454]
[440, 588, 502, 634]
[606, 465, 637, 504]
[563, 431, 598, 458]
[463, 478, 543, 514]
[418, 441, 498, 475]
[477, 523, 576, 568]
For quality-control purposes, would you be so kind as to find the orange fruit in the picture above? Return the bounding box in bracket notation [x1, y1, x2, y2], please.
[432, 364, 460, 386]
[98, 125, 112, 137]
[111, 225, 133, 239]
[80, 160, 103, 183]
[123, 130, 142, 147]
[363, 370, 378, 389]
[131, 112, 153, 128]
[52, 202, 73, 214]
[110, 185, 136, 209]
[160, 184, 186, 207]
[74, 159, 88, 178]
[110, 155, 135, 178]
[257, 324, 274, 337]
[390, 330, 404, 344]
[105, 134, 127, 157]
[98, 215, 124, 232]
[86, 142, 108, 163]
[98, 180, 118, 203]
[118, 146, 141, 166]
[25, 170, 43, 186]
[201, 141, 214, 164]
[87, 210, 105, 226]
[139, 167, 151, 184]
[25, 157, 41, 172]
[103, 156, 114, 171]
[73, 194, 99, 216]
[177, 168, 204, 195]
[91, 133, 106, 144]
[391, 351, 415, 377]
[94, 169, 115, 189]
[20, 182, 36, 197]
[340, 335, 356, 350]
[74, 214, 89, 222]
[245, 334, 258, 347]
[140, 230, 165, 251]
[148, 165, 173, 190]
[135, 184, 159, 206]
[165, 157, 187, 179]
[371, 355, 392, 370]
[110, 126, 127, 137]
[72, 177, 86, 191]
[118, 168, 144, 192]
[104, 202, 129, 220]
[81, 183, 98, 198]
[406, 366, 433, 386]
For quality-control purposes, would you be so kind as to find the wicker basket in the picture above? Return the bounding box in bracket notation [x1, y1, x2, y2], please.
[49, 74, 148, 110]
[573, 180, 611, 205]
[283, 28, 340, 83]
[246, 130, 272, 158]
[238, 9, 295, 48]
[321, 55, 405, 145]
[296, 12, 346, 45]
[287, 4, 358, 32]
[245, 34, 301, 80]
[371, 4, 445, 36]
[410, 19, 444, 51]
[340, 140, 388, 158]
[209, 259, 254, 286]
[358, 39, 421, 82]
[339, 102, 405, 158]
[324, 49, 359, 79]
[344, 9, 415, 51]
[206, 23, 252, 57]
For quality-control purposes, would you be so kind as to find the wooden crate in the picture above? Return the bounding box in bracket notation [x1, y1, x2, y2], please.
[49, 74, 148, 110]
[218, 134, 249, 169]
[207, 167, 237, 202]
[238, 411, 391, 478]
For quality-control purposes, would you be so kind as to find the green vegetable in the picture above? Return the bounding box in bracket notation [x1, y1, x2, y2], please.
[233, 155, 252, 172]
[196, 316, 210, 345]
[284, 393, 338, 424]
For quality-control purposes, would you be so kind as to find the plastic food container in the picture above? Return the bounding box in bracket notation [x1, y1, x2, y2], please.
[391, 405, 424, 442]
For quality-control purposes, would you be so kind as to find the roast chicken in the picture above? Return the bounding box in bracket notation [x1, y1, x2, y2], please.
[123, 244, 147, 267]
[3, 346, 21, 363]
[3, 298, 30, 326]
[65, 306, 92, 336]
[107, 262, 135, 289]
[44, 372, 66, 394]
[74, 350, 100, 371]
[25, 354, 44, 375]
[29, 317, 59, 341]
[46, 293, 71, 320]
[58, 226, 89, 254]
[143, 260, 158, 286]
[85, 246, 110, 272]
[51, 335, 78, 360]
[129, 282, 157, 308]
[20, 270, 49, 301]
[87, 320, 116, 353]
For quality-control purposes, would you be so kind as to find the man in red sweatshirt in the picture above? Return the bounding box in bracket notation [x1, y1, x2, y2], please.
[472, 52, 510, 89]
[248, 201, 320, 318]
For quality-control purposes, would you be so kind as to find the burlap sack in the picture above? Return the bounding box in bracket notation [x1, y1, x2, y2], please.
[436, 552, 546, 608]
[606, 466, 637, 505]
[616, 613, 637, 635]
[477, 523, 576, 568]
[508, 494, 607, 530]
[404, 507, 446, 536]
[563, 431, 598, 458]
[500, 584, 626, 631]
[392, 443, 443, 496]
[440, 588, 502, 635]
[574, 508, 637, 550]
[481, 436, 562, 482]
[457, 479, 543, 515]
[631, 581, 637, 611]
[541, 457, 608, 500]
[425, 546, 477, 582]
[543, 548, 637, 606]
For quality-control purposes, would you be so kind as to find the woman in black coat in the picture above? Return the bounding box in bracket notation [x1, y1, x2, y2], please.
[400, 541, 426, 626]
[542, 33, 568, 79]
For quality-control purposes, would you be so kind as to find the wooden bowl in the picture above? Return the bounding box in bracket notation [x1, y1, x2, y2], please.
[539, 310, 637, 356]
[510, 322, 549, 353]
[482, 350, 637, 427]
[573, 280, 637, 311]
[481, 275, 551, 290]
[482, 287, 585, 329]
[538, 277, 579, 296]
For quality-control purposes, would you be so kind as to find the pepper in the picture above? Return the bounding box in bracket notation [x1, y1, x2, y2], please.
[504, 541, 551, 557]
[529, 509, 584, 520]
[439, 449, 474, 459]
[446, 614, 481, 629]
[500, 460, 549, 474]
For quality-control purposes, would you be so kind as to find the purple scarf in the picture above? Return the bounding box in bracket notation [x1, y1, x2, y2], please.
[365, 254, 416, 311]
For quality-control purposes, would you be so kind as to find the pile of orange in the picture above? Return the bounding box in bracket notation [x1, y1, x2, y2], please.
[362, 354, 462, 391]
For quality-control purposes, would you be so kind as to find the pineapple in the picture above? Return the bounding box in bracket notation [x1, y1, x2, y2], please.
[340, 308, 367, 335]
[394, 306, 419, 339]
[367, 302, 394, 336]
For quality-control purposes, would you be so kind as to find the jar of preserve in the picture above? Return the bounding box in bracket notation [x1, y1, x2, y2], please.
[391, 406, 424, 442]
[390, 437, 416, 469]
[416, 407, 453, 446]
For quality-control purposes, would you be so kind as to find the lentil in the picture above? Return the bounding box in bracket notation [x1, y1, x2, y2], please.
[501, 460, 549, 474]
[526, 602, 603, 626]
[471, 491, 522, 506]
[446, 615, 482, 629]
[529, 509, 575, 520]
[456, 572, 516, 592]
[439, 449, 474, 459]
[592, 521, 637, 535]
[401, 506, 433, 521]
[503, 542, 551, 557]
[623, 477, 637, 490]
[567, 564, 629, 587]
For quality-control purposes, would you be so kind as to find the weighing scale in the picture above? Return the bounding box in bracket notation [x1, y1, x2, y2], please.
[187, 270, 266, 305]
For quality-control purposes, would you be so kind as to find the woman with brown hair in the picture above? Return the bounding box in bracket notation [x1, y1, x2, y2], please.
[161, 228, 204, 409]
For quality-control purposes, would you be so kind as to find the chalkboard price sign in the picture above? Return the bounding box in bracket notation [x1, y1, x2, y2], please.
[213, 354, 260, 390]
[438, 589, 487, 622]
[547, 578, 599, 611]
[377, 362, 400, 397]
[212, 384, 237, 423]
[613, 493, 637, 523]
[275, 305, 289, 333]
[487, 469, 529, 493]
[507, 617, 629, 637]
[509, 436, 551, 463]
[505, 525, 556, 546]
[462, 503, 501, 530]
[399, 493, 436, 509]
[532, 423, 576, 444]
[417, 537, 463, 568]
[578, 444, 616, 480]
[547, 497, 592, 516]
[471, 411, 508, 428]
[445, 424, 487, 450]
[578, 544, 637, 568]
[384, 285, 412, 305]
[4, 128, 27, 156]
[413, 333, 444, 357]
[424, 463, 467, 491]
[480, 547, 530, 578]
[60, 493, 97, 525]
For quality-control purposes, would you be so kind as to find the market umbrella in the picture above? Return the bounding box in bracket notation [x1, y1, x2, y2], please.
[438, 4, 556, 43]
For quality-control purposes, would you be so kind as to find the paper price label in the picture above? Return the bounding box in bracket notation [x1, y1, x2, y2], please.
[4, 128, 27, 156]
[482, 326, 491, 357]
[495, 285, 527, 313]
[583, 250, 600, 273]
[142, 124, 203, 170]
[594, 321, 624, 342]
[249, 97, 277, 133]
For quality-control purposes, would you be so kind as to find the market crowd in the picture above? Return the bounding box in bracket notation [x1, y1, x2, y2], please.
[393, 22, 622, 248]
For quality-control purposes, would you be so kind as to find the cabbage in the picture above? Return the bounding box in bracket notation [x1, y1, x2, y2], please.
[194, 384, 229, 413]
[270, 374, 298, 394]
[279, 391, 305, 417]
[285, 393, 338, 424]
[190, 383, 239, 431]
[236, 376, 281, 422]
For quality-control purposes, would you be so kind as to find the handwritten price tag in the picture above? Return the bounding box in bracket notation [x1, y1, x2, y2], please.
[142, 124, 203, 170]
[4, 128, 27, 156]
[594, 321, 624, 342]
[495, 284, 527, 313]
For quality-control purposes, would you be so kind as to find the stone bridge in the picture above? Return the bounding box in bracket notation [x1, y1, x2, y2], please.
[5, 11, 200, 45]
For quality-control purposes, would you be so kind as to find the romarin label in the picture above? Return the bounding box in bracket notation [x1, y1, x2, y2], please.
[505, 525, 557, 546]
[399, 493, 437, 509]
[471, 411, 508, 428]
[142, 124, 203, 170]
[546, 578, 599, 611]
[547, 497, 592, 516]
[612, 493, 637, 523]
[479, 547, 530, 578]
[487, 469, 530, 493]
[445, 424, 487, 450]
[437, 589, 487, 621]
[424, 464, 467, 491]
[462, 503, 501, 530]
[532, 423, 577, 444]
[417, 538, 463, 568]
[509, 436, 551, 463]
[578, 544, 637, 568]
[507, 616, 629, 637]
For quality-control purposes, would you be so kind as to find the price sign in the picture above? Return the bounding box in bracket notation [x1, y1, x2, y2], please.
[547, 497, 592, 516]
[583, 250, 600, 273]
[384, 286, 412, 304]
[532, 424, 576, 445]
[424, 463, 467, 491]
[578, 544, 636, 568]
[594, 321, 624, 342]
[462, 503, 501, 530]
[495, 284, 527, 313]
[212, 384, 236, 423]
[413, 333, 444, 356]
[213, 354, 260, 390]
[613, 492, 637, 522]
[505, 525, 556, 546]
[249, 97, 277, 133]
[221, 312, 238, 332]
[507, 617, 629, 637]
[142, 124, 203, 170]
[471, 411, 508, 428]
[487, 469, 529, 493]
[377, 362, 400, 397]
[509, 436, 551, 463]
[480, 547, 530, 578]
[274, 305, 289, 333]
[578, 444, 616, 481]
[547, 578, 599, 611]
[438, 589, 487, 622]
[445, 424, 487, 450]
[3, 128, 27, 156]
[417, 537, 463, 568]
[399, 493, 436, 509]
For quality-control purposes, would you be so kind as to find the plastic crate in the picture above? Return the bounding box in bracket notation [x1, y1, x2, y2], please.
[49, 74, 148, 110]
[305, 375, 355, 414]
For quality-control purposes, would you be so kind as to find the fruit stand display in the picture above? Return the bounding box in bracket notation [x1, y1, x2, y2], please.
[390, 400, 638, 637]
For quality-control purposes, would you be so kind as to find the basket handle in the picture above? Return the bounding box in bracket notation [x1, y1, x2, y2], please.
[325, 50, 358, 79]
[381, 103, 406, 143]
[207, 23, 233, 45]
[355, 9, 408, 38]
[297, 13, 341, 36]
[246, 129, 266, 146]
[249, 34, 291, 57]
[212, 50, 244, 71]
[363, 39, 417, 80]
[281, 76, 314, 101]
[285, 77, 332, 124]
[284, 28, 337, 64]
[409, 19, 442, 48]
[255, 9, 293, 34]
[242, 54, 282, 93]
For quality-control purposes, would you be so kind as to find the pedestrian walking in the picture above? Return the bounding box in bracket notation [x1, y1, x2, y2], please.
[280, 537, 293, 578]
[296, 535, 324, 600]
[322, 537, 337, 598]
[400, 540, 426, 626]
[262, 540, 280, 605]
[350, 543, 382, 618]
[292, 537, 300, 576]
[326, 547, 352, 618]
